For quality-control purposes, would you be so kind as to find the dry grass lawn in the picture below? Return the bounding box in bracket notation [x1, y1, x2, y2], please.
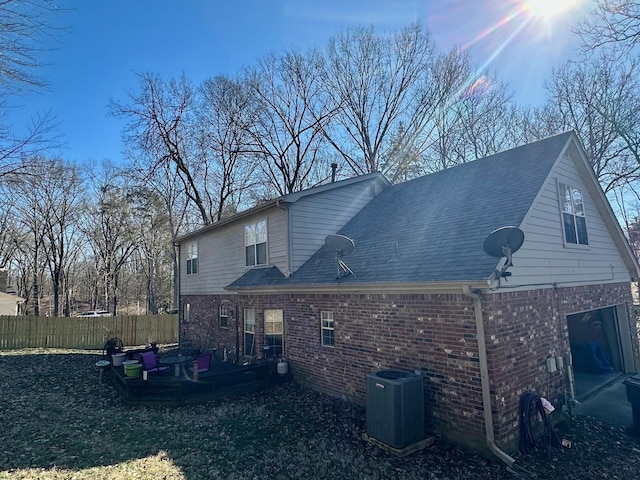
[0, 348, 638, 479]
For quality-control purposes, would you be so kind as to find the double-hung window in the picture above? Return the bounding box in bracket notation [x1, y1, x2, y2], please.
[186, 242, 198, 274]
[264, 309, 283, 358]
[321, 311, 335, 347]
[244, 309, 256, 356]
[245, 220, 267, 267]
[559, 183, 588, 246]
[219, 305, 229, 328]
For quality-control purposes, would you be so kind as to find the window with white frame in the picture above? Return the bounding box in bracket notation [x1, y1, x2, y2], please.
[244, 309, 256, 356]
[219, 305, 229, 328]
[183, 303, 190, 322]
[559, 183, 588, 246]
[245, 219, 267, 267]
[186, 242, 198, 274]
[321, 311, 334, 347]
[264, 309, 283, 358]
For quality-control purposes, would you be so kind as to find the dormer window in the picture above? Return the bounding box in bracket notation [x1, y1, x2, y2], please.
[245, 219, 267, 266]
[559, 183, 588, 246]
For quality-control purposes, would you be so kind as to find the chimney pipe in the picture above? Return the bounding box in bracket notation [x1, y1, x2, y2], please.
[331, 163, 337, 183]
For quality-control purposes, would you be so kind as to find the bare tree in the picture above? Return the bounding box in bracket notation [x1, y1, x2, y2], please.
[320, 23, 468, 180]
[0, 110, 59, 178]
[535, 52, 640, 194]
[37, 158, 85, 316]
[10, 161, 49, 315]
[0, 0, 61, 178]
[423, 72, 520, 173]
[0, 0, 62, 92]
[123, 156, 193, 310]
[244, 49, 335, 195]
[84, 165, 138, 315]
[575, 1, 640, 52]
[110, 73, 213, 225]
[0, 186, 19, 268]
[129, 188, 173, 314]
[197, 75, 259, 219]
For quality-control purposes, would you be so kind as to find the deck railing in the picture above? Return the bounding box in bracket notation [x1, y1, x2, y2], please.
[0, 314, 178, 350]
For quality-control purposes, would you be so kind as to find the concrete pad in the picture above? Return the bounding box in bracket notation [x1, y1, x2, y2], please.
[573, 377, 633, 430]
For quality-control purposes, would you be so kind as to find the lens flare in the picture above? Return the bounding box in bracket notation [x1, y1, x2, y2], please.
[525, 0, 579, 18]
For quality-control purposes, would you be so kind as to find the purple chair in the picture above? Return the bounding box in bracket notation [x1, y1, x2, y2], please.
[192, 353, 211, 374]
[140, 351, 169, 374]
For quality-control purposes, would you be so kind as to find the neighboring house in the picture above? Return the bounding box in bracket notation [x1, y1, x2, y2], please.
[176, 131, 640, 455]
[0, 292, 25, 316]
[0, 270, 24, 316]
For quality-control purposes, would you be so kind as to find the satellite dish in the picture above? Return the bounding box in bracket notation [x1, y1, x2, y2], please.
[483, 226, 524, 258]
[483, 226, 524, 282]
[325, 234, 355, 256]
[325, 234, 355, 278]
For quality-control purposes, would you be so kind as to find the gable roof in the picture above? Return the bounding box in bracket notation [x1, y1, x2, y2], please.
[175, 172, 389, 243]
[228, 131, 580, 290]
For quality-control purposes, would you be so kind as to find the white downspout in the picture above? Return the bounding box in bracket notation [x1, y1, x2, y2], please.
[462, 285, 515, 467]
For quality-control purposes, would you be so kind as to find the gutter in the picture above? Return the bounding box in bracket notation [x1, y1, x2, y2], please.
[462, 285, 515, 467]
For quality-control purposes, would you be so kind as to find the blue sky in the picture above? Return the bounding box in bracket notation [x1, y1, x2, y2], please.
[6, 0, 586, 165]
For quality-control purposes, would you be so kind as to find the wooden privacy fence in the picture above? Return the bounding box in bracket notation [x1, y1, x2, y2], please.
[0, 314, 178, 350]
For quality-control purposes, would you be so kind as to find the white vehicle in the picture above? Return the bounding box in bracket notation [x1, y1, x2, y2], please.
[77, 310, 111, 317]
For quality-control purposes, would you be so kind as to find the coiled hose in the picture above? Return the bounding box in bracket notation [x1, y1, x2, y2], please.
[519, 391, 562, 455]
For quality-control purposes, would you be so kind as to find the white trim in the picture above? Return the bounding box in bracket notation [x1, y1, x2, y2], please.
[321, 311, 335, 348]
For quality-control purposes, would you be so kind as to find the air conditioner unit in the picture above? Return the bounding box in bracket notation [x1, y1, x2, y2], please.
[366, 370, 425, 448]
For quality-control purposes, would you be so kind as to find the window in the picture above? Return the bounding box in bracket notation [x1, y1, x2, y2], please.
[264, 309, 283, 358]
[186, 242, 198, 274]
[183, 303, 190, 322]
[219, 305, 229, 328]
[244, 309, 256, 356]
[321, 311, 335, 347]
[559, 183, 588, 246]
[245, 220, 267, 266]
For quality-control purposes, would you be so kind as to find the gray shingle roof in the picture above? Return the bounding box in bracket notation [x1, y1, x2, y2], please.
[228, 132, 573, 289]
[226, 266, 286, 289]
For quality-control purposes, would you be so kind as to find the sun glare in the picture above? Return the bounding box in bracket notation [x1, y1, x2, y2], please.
[525, 0, 579, 19]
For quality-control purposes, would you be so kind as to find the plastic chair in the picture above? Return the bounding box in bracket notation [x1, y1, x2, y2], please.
[192, 353, 211, 373]
[140, 351, 169, 373]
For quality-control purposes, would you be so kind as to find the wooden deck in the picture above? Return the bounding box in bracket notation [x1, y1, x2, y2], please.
[109, 360, 290, 406]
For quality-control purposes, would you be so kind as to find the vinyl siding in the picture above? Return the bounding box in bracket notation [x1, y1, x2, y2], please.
[180, 207, 287, 295]
[511, 153, 631, 288]
[289, 179, 380, 271]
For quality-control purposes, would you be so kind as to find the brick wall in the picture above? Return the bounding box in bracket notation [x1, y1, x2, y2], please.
[179, 294, 239, 357]
[180, 281, 637, 452]
[482, 282, 637, 448]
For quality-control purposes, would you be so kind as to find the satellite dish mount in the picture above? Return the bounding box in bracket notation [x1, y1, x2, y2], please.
[325, 234, 355, 279]
[483, 226, 525, 282]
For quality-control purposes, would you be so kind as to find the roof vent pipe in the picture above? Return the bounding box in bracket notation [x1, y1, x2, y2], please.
[331, 163, 337, 183]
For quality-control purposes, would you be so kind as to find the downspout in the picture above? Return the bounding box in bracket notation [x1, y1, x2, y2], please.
[462, 285, 515, 467]
[235, 305, 240, 364]
[174, 242, 181, 345]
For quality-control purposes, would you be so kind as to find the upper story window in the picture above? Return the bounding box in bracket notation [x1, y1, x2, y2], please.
[559, 183, 588, 246]
[245, 219, 267, 267]
[186, 242, 198, 274]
